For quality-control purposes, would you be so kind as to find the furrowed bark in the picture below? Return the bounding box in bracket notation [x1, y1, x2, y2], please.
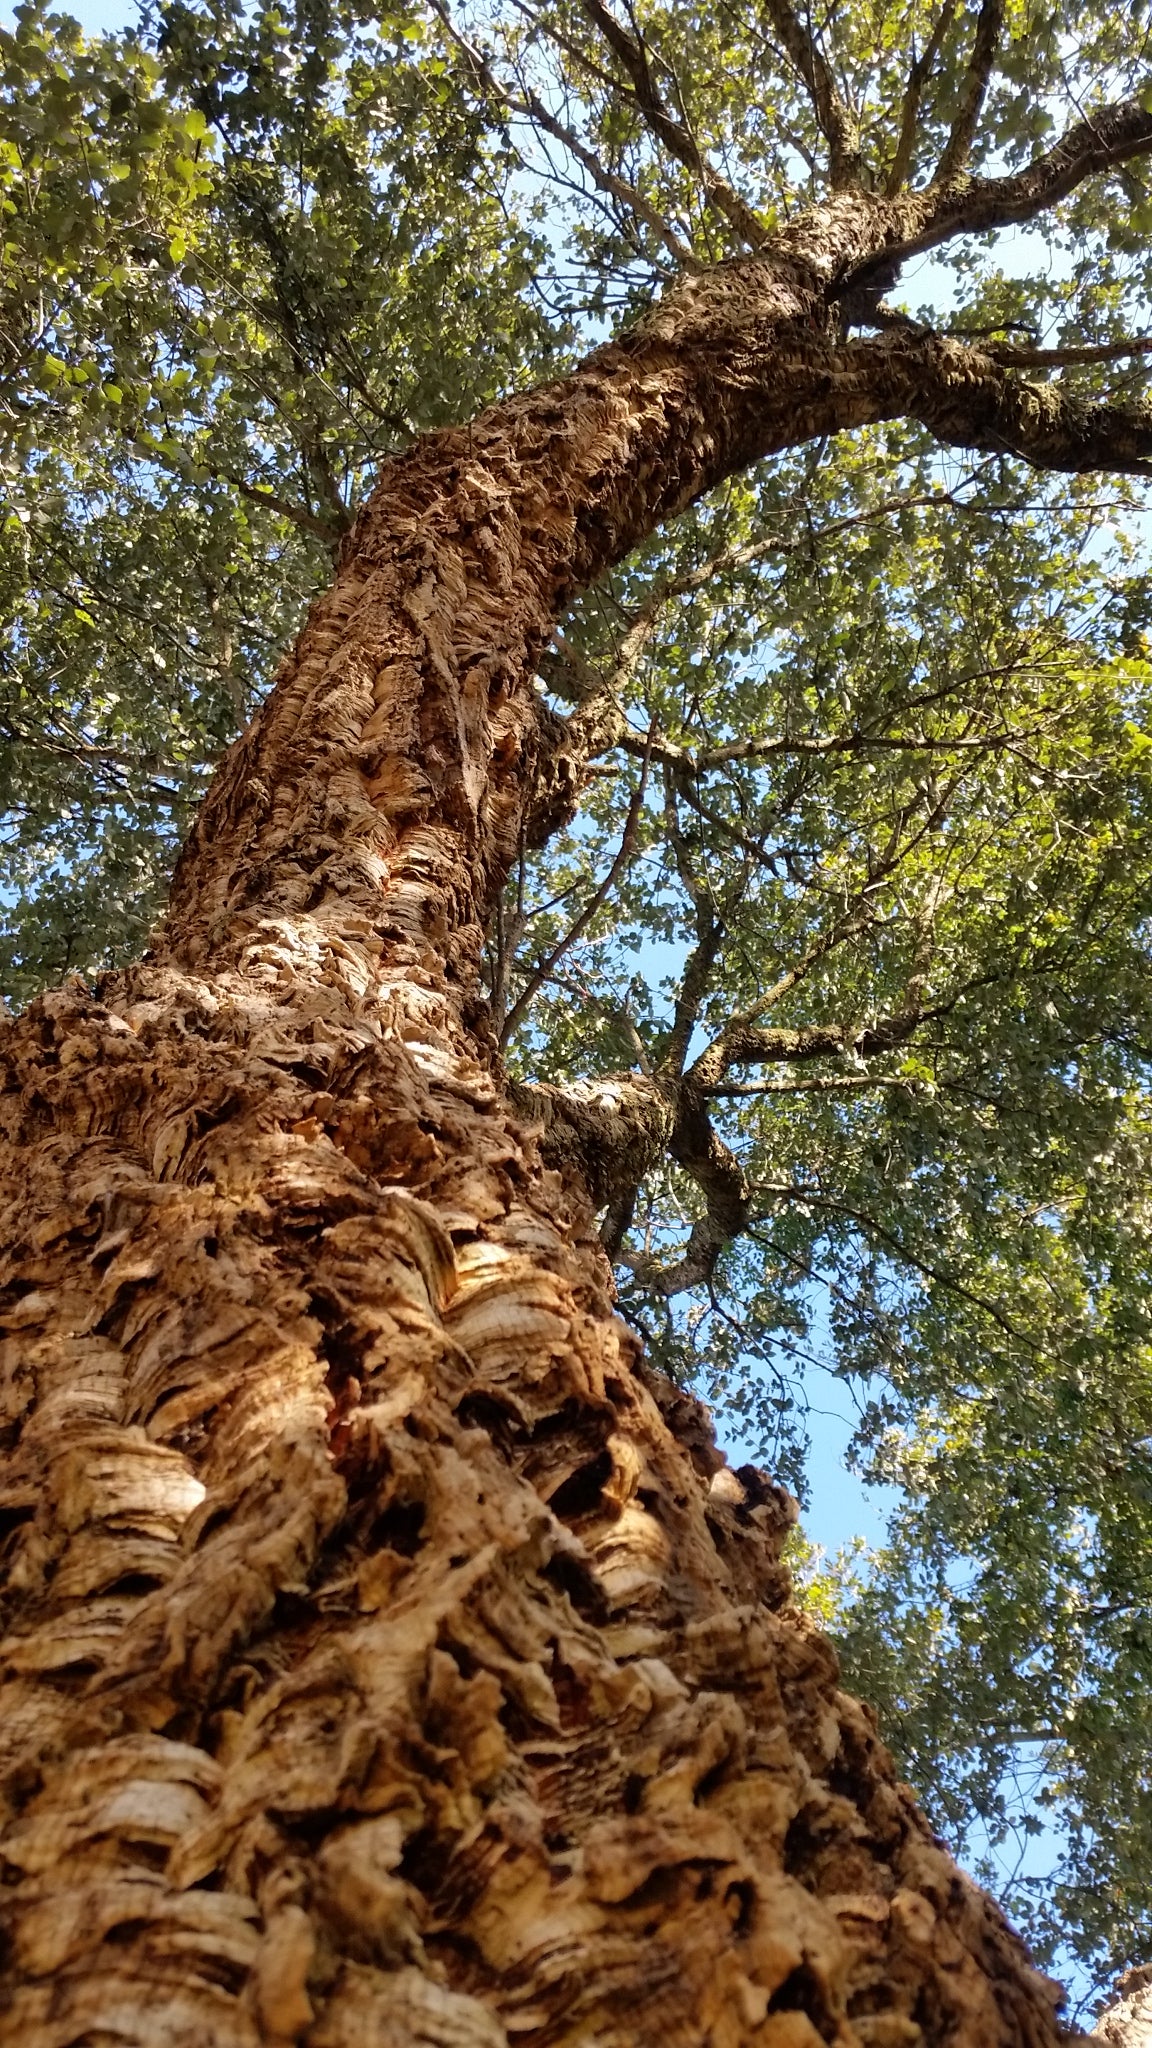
[0, 211, 1102, 2047]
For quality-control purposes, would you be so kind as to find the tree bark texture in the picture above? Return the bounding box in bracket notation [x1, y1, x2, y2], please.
[1093, 1969, 1152, 2048]
[0, 207, 1092, 2046]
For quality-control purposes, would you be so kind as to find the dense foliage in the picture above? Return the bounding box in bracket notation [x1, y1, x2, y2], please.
[0, 0, 562, 994]
[5, 0, 1152, 2007]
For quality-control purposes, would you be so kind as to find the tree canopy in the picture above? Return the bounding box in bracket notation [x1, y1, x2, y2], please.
[4, 0, 1152, 2008]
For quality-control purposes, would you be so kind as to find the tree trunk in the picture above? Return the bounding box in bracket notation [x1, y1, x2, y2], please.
[0, 216, 1078, 2045]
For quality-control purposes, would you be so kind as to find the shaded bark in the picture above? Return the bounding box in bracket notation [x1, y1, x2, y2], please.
[0, 199, 1121, 2045]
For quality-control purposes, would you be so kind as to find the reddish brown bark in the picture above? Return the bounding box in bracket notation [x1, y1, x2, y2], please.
[0, 208, 1117, 2045]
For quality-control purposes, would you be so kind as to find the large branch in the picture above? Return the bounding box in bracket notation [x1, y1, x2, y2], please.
[898, 330, 1152, 476]
[858, 94, 1152, 283]
[517, 1009, 920, 1297]
[690, 1011, 925, 1093]
[1093, 1966, 1152, 2046]
[509, 1069, 674, 1210]
[624, 1087, 752, 1297]
[171, 194, 1152, 957]
[931, 0, 1005, 188]
[636, 999, 929, 1291]
[598, 1004, 933, 1298]
[983, 335, 1152, 370]
[944, 93, 1152, 227]
[760, 0, 862, 188]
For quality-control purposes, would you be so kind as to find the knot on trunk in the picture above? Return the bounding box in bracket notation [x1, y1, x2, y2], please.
[509, 1069, 675, 1211]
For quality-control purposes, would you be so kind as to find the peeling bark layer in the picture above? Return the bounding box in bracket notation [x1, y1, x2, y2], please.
[0, 971, 1068, 2048]
[0, 213, 1078, 2045]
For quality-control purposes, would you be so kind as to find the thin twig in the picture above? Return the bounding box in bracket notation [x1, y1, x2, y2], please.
[500, 733, 654, 1047]
[576, 0, 771, 245]
[430, 0, 702, 270]
[752, 1180, 1035, 1344]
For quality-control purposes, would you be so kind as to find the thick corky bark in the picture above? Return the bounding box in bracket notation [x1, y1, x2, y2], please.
[1093, 1969, 1152, 2047]
[1095, 2000, 1152, 2048]
[0, 199, 1123, 2045]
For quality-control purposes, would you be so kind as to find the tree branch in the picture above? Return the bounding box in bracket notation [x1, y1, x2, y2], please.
[429, 0, 703, 270]
[628, 1000, 942, 1298]
[510, 1068, 673, 1211]
[899, 330, 1152, 477]
[500, 737, 653, 1047]
[682, 768, 964, 1092]
[1092, 1966, 1152, 2046]
[216, 467, 342, 546]
[695, 1010, 927, 1087]
[539, 479, 1002, 785]
[984, 335, 1152, 370]
[864, 94, 1152, 279]
[931, 0, 1005, 188]
[578, 0, 771, 246]
[708, 1072, 920, 1097]
[759, 0, 862, 189]
[886, 0, 958, 195]
[821, 325, 1152, 477]
[624, 1096, 751, 1296]
[659, 770, 727, 1077]
[617, 717, 1060, 771]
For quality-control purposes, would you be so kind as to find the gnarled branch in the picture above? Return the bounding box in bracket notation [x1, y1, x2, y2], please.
[865, 93, 1152, 279]
[624, 1087, 752, 1296]
[691, 1010, 926, 1092]
[984, 335, 1152, 370]
[1093, 1965, 1152, 2046]
[510, 1069, 674, 1210]
[898, 330, 1152, 476]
